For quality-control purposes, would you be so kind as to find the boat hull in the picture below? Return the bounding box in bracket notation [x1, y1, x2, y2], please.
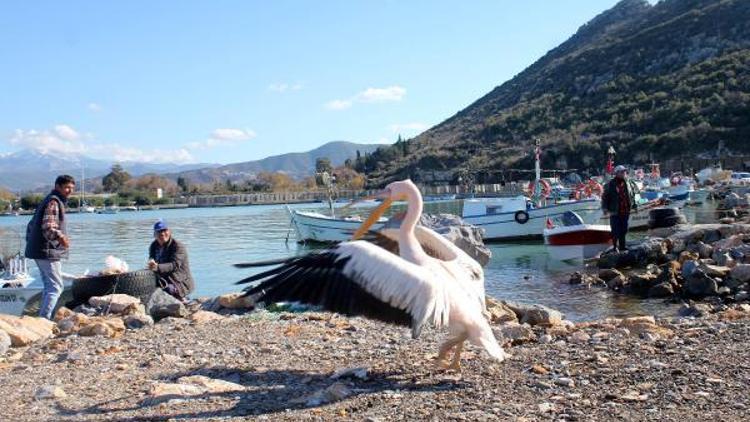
[290, 210, 385, 243]
[463, 199, 603, 241]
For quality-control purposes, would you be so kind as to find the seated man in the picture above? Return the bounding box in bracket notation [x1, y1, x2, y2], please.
[147, 220, 194, 300]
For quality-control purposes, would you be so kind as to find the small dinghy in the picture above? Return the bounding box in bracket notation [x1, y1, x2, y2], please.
[544, 211, 611, 261]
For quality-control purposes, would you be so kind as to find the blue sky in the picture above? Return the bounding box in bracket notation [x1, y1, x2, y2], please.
[0, 0, 623, 165]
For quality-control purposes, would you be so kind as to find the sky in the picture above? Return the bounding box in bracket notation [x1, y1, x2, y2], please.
[0, 0, 625, 165]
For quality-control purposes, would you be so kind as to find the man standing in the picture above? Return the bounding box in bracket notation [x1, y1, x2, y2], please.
[601, 165, 638, 252]
[25, 175, 75, 319]
[147, 220, 194, 301]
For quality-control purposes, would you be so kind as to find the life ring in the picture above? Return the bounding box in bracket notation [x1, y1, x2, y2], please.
[528, 179, 551, 198]
[514, 210, 530, 224]
[587, 180, 603, 197]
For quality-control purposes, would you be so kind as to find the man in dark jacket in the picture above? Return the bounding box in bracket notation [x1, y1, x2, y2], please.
[601, 165, 638, 252]
[25, 175, 75, 319]
[147, 220, 194, 300]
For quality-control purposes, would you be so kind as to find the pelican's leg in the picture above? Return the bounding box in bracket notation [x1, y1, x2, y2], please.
[434, 336, 462, 369]
[447, 334, 468, 371]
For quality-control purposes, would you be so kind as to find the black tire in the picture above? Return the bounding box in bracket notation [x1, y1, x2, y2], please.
[648, 207, 678, 220]
[514, 210, 530, 224]
[70, 270, 158, 306]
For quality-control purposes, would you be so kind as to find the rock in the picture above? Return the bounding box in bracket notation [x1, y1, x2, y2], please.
[648, 283, 675, 298]
[679, 251, 700, 263]
[713, 235, 744, 251]
[146, 290, 187, 321]
[176, 375, 245, 393]
[719, 217, 736, 224]
[494, 323, 535, 346]
[730, 264, 750, 283]
[298, 382, 353, 406]
[627, 273, 659, 296]
[598, 268, 624, 282]
[78, 318, 126, 337]
[568, 330, 591, 344]
[685, 270, 719, 297]
[736, 291, 750, 302]
[0, 329, 10, 355]
[714, 252, 736, 268]
[35, 385, 67, 400]
[679, 303, 712, 317]
[700, 264, 731, 278]
[682, 260, 700, 279]
[56, 313, 92, 334]
[330, 367, 369, 380]
[418, 213, 491, 267]
[217, 293, 254, 310]
[554, 377, 575, 388]
[618, 316, 674, 338]
[189, 311, 225, 324]
[690, 242, 713, 259]
[53, 307, 75, 322]
[124, 313, 154, 329]
[502, 301, 563, 327]
[485, 297, 518, 324]
[88, 294, 142, 314]
[0, 315, 56, 347]
[606, 274, 627, 290]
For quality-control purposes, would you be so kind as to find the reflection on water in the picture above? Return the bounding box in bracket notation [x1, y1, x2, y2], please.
[0, 200, 716, 321]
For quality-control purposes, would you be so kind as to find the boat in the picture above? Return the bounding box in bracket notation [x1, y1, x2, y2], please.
[462, 196, 603, 241]
[544, 211, 611, 261]
[97, 206, 120, 214]
[0, 254, 38, 315]
[288, 209, 387, 243]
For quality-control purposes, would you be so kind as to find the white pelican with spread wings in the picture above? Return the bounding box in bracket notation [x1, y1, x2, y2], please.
[236, 179, 507, 369]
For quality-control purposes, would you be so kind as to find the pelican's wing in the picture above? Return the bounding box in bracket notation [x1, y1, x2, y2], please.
[237, 241, 449, 338]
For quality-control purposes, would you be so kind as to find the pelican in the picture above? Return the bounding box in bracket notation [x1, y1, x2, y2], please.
[235, 179, 507, 370]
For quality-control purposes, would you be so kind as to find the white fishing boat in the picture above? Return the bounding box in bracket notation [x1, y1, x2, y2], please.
[462, 196, 603, 241]
[288, 209, 387, 243]
[544, 211, 611, 261]
[97, 206, 120, 214]
[0, 254, 78, 316]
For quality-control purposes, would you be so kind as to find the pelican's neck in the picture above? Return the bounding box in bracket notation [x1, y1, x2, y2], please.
[398, 185, 429, 264]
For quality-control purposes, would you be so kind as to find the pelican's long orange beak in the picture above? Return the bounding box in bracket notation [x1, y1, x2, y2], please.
[352, 197, 393, 240]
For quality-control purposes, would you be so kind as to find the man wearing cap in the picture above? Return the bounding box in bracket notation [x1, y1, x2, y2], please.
[147, 220, 195, 300]
[601, 165, 638, 252]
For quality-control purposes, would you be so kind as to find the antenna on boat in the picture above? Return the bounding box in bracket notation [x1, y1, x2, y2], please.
[532, 138, 543, 206]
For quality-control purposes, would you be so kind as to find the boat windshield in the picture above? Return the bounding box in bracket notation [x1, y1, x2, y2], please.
[558, 211, 585, 227]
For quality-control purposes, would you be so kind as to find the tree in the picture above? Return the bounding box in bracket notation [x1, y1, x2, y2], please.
[177, 176, 189, 193]
[102, 164, 132, 193]
[315, 157, 333, 174]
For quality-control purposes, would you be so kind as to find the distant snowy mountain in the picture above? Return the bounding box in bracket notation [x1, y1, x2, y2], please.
[0, 149, 217, 192]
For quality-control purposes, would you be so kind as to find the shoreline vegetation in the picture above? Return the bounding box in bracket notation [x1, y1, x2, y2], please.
[1, 292, 749, 420]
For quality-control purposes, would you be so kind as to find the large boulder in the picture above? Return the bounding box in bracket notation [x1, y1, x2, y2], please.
[684, 269, 719, 297]
[597, 238, 668, 269]
[418, 213, 491, 267]
[88, 294, 142, 314]
[502, 301, 563, 327]
[217, 293, 254, 310]
[146, 290, 187, 321]
[648, 282, 675, 298]
[78, 317, 126, 337]
[0, 315, 56, 347]
[485, 297, 518, 324]
[730, 264, 750, 283]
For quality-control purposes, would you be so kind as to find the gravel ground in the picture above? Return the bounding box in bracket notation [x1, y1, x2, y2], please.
[1, 310, 750, 421]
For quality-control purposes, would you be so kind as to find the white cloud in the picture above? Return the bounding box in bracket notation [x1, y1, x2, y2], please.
[9, 126, 86, 154]
[268, 82, 303, 93]
[325, 85, 406, 111]
[53, 124, 81, 141]
[358, 86, 406, 103]
[325, 99, 353, 110]
[5, 124, 197, 164]
[87, 103, 102, 112]
[186, 128, 257, 150]
[388, 122, 428, 134]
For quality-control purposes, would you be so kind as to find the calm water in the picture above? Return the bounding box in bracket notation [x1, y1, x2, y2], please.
[0, 200, 717, 321]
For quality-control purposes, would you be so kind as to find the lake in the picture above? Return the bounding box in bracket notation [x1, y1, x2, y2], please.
[0, 200, 717, 321]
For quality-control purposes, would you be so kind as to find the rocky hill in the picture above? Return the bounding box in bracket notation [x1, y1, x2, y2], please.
[165, 141, 381, 184]
[363, 0, 750, 185]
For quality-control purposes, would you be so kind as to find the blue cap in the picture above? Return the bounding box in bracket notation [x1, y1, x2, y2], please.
[153, 219, 169, 231]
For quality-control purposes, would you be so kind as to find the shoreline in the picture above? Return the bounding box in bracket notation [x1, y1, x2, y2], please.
[1, 297, 749, 421]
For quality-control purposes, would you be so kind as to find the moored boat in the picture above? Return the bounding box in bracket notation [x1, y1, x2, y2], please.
[288, 209, 387, 243]
[544, 211, 611, 261]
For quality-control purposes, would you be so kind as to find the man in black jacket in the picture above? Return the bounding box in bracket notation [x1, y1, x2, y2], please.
[601, 165, 638, 252]
[25, 175, 75, 319]
[148, 220, 195, 300]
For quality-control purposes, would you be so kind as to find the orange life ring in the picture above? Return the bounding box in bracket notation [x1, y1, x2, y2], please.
[528, 179, 551, 198]
[587, 180, 603, 196]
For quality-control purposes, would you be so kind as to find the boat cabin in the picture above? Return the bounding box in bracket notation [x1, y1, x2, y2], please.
[462, 196, 531, 217]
